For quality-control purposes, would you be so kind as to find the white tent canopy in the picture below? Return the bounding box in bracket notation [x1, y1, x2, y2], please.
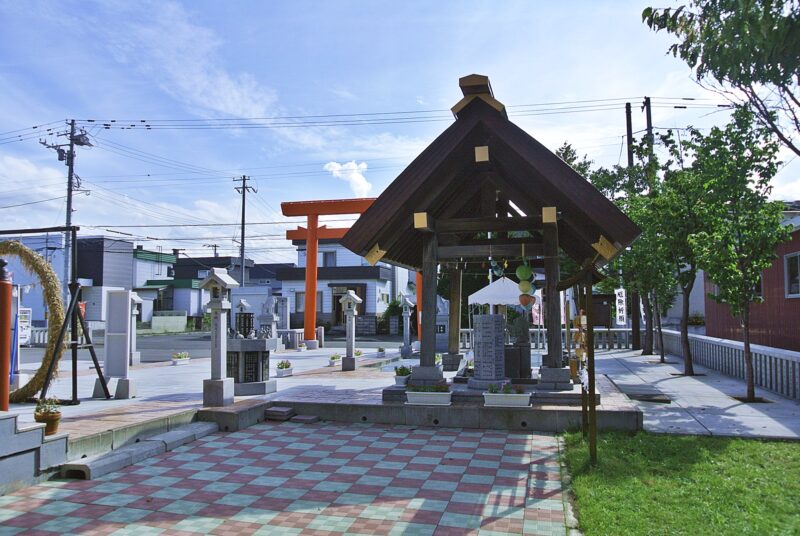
[469, 276, 540, 306]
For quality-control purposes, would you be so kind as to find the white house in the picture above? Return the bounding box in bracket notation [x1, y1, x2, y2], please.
[276, 239, 412, 333]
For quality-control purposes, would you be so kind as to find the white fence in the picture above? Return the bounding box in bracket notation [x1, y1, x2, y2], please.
[459, 327, 633, 351]
[657, 329, 800, 401]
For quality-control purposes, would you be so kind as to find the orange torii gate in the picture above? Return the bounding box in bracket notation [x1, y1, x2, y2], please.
[281, 198, 375, 345]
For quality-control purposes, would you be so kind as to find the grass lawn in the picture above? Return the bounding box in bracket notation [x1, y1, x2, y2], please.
[562, 431, 800, 535]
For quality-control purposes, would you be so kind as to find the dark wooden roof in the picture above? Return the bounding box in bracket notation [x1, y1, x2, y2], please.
[340, 76, 640, 271]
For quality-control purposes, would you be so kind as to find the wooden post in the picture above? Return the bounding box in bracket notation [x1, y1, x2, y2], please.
[303, 214, 319, 342]
[586, 270, 597, 465]
[420, 232, 438, 368]
[448, 268, 462, 355]
[542, 208, 561, 368]
[416, 271, 423, 342]
[579, 283, 588, 437]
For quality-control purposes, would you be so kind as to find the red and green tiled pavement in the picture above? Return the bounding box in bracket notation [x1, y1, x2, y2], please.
[0, 422, 567, 535]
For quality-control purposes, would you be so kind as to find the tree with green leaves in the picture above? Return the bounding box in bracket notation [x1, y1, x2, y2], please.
[643, 0, 800, 157]
[689, 108, 790, 401]
[648, 131, 712, 375]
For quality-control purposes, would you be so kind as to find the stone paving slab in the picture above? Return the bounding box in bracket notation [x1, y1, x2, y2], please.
[597, 349, 800, 439]
[1, 421, 568, 535]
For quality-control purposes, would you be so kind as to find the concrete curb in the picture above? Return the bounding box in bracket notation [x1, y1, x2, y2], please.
[61, 421, 219, 480]
[556, 435, 583, 536]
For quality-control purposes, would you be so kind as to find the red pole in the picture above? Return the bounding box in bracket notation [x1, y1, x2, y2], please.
[0, 259, 12, 411]
[303, 214, 319, 342]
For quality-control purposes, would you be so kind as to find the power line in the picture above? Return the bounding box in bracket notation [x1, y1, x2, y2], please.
[0, 195, 69, 209]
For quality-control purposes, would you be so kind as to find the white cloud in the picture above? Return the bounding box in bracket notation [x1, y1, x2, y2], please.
[104, 2, 277, 118]
[323, 161, 372, 197]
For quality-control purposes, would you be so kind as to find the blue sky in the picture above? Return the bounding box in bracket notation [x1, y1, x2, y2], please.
[1, 0, 798, 264]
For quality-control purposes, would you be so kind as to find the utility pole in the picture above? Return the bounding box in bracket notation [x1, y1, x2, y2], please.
[233, 176, 256, 287]
[63, 120, 75, 303]
[40, 119, 92, 302]
[203, 244, 219, 257]
[625, 103, 641, 351]
[643, 96, 654, 152]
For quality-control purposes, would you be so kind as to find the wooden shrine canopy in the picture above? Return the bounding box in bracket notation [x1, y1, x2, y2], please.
[340, 74, 641, 270]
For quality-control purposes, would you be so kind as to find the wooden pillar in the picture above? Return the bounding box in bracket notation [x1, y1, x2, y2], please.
[303, 214, 318, 342]
[542, 207, 561, 368]
[585, 270, 597, 465]
[416, 271, 423, 342]
[448, 268, 462, 355]
[420, 233, 438, 367]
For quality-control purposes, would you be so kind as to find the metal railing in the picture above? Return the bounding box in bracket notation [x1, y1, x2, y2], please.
[657, 329, 800, 401]
[459, 327, 633, 351]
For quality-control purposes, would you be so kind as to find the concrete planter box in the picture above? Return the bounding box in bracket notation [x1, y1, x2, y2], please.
[171, 358, 191, 366]
[405, 391, 452, 406]
[376, 351, 386, 358]
[329, 359, 341, 367]
[483, 393, 531, 408]
[276, 368, 293, 378]
[297, 347, 307, 352]
[394, 375, 410, 386]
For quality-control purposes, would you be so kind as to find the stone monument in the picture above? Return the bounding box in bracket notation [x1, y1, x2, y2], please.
[468, 314, 507, 390]
[200, 267, 239, 406]
[400, 295, 413, 358]
[94, 289, 136, 399]
[129, 292, 142, 367]
[339, 290, 362, 371]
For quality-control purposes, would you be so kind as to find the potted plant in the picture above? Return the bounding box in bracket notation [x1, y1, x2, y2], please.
[435, 353, 443, 370]
[34, 398, 61, 436]
[405, 384, 451, 406]
[329, 353, 341, 367]
[483, 383, 531, 408]
[276, 360, 293, 377]
[376, 347, 386, 357]
[297, 342, 307, 352]
[171, 351, 190, 365]
[354, 349, 363, 357]
[394, 365, 411, 386]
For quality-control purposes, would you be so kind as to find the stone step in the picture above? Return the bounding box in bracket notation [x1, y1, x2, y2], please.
[0, 423, 44, 458]
[265, 406, 296, 421]
[0, 449, 38, 495]
[290, 415, 320, 424]
[40, 433, 69, 471]
[0, 412, 19, 437]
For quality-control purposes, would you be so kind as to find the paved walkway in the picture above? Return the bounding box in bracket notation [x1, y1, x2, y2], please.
[596, 349, 800, 439]
[0, 421, 568, 535]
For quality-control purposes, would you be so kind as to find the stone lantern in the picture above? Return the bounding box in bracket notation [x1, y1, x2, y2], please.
[400, 295, 414, 358]
[338, 290, 362, 371]
[199, 267, 239, 406]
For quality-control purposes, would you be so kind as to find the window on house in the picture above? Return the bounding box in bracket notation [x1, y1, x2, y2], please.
[295, 291, 323, 312]
[323, 251, 336, 267]
[197, 269, 209, 279]
[786, 253, 800, 297]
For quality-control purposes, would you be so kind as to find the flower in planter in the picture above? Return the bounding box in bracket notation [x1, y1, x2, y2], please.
[377, 347, 385, 353]
[172, 352, 189, 360]
[394, 365, 412, 376]
[35, 398, 60, 415]
[502, 384, 514, 395]
[354, 349, 363, 357]
[514, 384, 525, 395]
[277, 360, 292, 369]
[487, 383, 500, 394]
[330, 354, 341, 361]
[407, 383, 450, 393]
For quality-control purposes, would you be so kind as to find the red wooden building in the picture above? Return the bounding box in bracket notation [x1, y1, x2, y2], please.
[704, 213, 800, 351]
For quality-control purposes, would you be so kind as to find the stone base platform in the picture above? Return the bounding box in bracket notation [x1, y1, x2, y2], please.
[196, 375, 641, 433]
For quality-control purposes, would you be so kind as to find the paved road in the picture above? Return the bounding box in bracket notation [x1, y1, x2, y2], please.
[0, 421, 568, 535]
[18, 332, 214, 366]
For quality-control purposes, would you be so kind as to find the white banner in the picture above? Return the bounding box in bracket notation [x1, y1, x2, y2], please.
[615, 288, 627, 325]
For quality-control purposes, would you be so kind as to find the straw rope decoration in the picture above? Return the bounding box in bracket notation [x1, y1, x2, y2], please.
[0, 241, 65, 402]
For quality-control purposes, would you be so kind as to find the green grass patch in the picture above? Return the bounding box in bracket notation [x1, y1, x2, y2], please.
[562, 432, 800, 535]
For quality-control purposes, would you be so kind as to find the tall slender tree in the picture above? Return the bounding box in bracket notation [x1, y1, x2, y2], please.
[689, 107, 790, 401]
